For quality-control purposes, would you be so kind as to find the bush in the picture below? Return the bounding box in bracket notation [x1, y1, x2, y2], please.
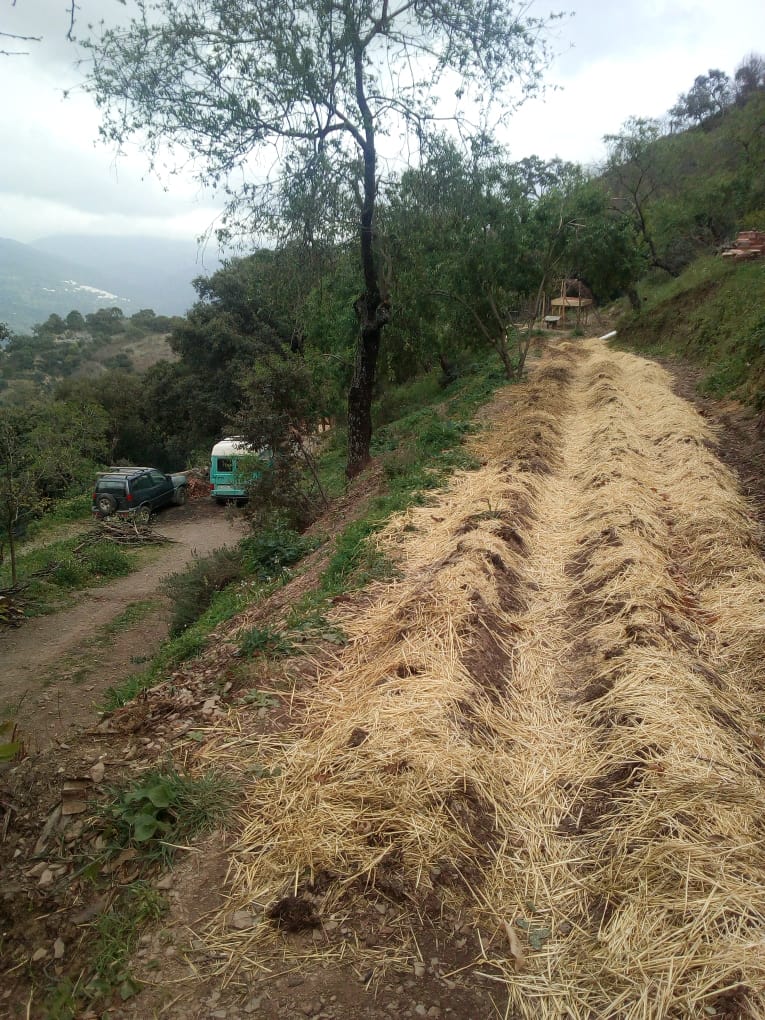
[51, 557, 91, 588]
[84, 542, 131, 578]
[238, 624, 294, 659]
[239, 519, 316, 581]
[162, 546, 244, 636]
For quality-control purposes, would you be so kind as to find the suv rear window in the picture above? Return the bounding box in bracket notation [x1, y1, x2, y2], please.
[96, 480, 125, 494]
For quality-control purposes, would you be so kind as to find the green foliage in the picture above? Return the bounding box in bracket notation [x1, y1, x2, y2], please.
[239, 625, 295, 659]
[240, 520, 317, 581]
[82, 541, 132, 579]
[616, 257, 765, 404]
[101, 766, 237, 860]
[0, 719, 22, 762]
[232, 353, 331, 530]
[161, 546, 245, 636]
[89, 882, 166, 1002]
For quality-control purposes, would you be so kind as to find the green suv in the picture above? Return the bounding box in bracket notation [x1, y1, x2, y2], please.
[92, 467, 188, 521]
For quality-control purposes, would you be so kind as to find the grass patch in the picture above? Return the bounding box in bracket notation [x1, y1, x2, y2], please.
[23, 493, 91, 540]
[616, 257, 765, 403]
[43, 882, 167, 1017]
[99, 765, 237, 864]
[0, 533, 146, 617]
[99, 598, 159, 637]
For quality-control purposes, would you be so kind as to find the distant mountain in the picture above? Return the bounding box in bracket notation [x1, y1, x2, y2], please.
[0, 235, 222, 333]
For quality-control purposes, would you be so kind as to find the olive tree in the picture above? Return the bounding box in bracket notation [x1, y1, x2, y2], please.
[83, 0, 556, 476]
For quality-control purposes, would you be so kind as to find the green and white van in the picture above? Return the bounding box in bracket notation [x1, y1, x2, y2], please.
[209, 438, 258, 503]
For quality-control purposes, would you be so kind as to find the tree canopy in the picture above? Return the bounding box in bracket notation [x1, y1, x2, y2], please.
[84, 0, 557, 475]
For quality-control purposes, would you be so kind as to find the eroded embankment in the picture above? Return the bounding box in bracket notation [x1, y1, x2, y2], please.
[190, 340, 765, 1018]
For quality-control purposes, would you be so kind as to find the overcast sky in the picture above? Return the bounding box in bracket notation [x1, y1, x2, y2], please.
[1, 0, 763, 248]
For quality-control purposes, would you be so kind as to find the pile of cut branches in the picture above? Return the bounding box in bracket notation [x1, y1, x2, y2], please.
[96, 517, 172, 545]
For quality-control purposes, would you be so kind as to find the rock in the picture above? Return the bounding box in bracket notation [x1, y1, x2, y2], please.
[53, 938, 65, 960]
[413, 963, 426, 979]
[26, 862, 49, 879]
[229, 910, 259, 930]
[38, 869, 54, 887]
[90, 762, 106, 783]
[243, 997, 263, 1014]
[427, 1009, 441, 1018]
[32, 948, 48, 962]
[156, 874, 174, 890]
[415, 1005, 427, 1017]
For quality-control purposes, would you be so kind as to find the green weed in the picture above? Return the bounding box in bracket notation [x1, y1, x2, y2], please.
[239, 625, 295, 659]
[100, 766, 237, 863]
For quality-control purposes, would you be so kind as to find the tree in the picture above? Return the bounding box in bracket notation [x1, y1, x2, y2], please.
[603, 117, 678, 277]
[1, 0, 77, 55]
[84, 0, 555, 476]
[65, 309, 86, 331]
[670, 69, 733, 127]
[0, 401, 108, 586]
[734, 53, 765, 104]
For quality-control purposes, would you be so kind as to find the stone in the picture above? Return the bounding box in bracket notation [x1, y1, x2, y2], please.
[229, 910, 259, 930]
[38, 869, 54, 887]
[53, 938, 65, 960]
[156, 874, 174, 890]
[413, 963, 426, 979]
[32, 948, 48, 962]
[415, 1006, 427, 1017]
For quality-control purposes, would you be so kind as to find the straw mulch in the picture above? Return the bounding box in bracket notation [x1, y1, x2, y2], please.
[195, 339, 765, 1018]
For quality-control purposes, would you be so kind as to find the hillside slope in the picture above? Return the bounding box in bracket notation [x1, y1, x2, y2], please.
[617, 256, 765, 404]
[5, 338, 765, 1019]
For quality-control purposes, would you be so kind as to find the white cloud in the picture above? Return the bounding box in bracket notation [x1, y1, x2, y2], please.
[1, 0, 764, 242]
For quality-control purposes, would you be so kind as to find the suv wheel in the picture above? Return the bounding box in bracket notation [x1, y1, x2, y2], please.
[174, 486, 187, 506]
[96, 493, 118, 516]
[134, 504, 152, 525]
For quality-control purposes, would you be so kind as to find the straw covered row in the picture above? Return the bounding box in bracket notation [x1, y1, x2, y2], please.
[196, 339, 765, 1018]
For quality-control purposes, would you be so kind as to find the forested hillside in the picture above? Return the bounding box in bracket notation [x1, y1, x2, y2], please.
[2, 51, 764, 560]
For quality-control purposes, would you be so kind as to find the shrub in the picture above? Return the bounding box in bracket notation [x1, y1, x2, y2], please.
[239, 625, 294, 659]
[51, 557, 91, 588]
[101, 767, 237, 862]
[240, 519, 316, 581]
[83, 542, 131, 578]
[162, 546, 244, 636]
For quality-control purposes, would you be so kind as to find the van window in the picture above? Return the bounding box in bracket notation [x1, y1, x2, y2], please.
[217, 457, 233, 472]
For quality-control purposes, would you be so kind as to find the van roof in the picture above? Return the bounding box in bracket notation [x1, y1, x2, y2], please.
[211, 438, 253, 457]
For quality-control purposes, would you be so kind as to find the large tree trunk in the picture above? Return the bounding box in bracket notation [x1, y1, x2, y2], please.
[346, 44, 388, 479]
[347, 309, 383, 479]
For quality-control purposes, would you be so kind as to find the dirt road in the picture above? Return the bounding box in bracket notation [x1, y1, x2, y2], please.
[0, 500, 247, 750]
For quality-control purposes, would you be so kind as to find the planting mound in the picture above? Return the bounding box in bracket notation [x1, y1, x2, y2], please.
[195, 340, 765, 1018]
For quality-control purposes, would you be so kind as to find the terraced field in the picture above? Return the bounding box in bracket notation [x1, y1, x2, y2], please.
[188, 339, 765, 1019]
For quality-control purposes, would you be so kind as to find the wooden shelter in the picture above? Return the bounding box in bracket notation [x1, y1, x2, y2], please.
[721, 230, 765, 262]
[549, 295, 593, 327]
[547, 279, 594, 328]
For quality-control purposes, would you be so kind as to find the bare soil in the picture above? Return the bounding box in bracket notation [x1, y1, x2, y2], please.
[0, 500, 247, 751]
